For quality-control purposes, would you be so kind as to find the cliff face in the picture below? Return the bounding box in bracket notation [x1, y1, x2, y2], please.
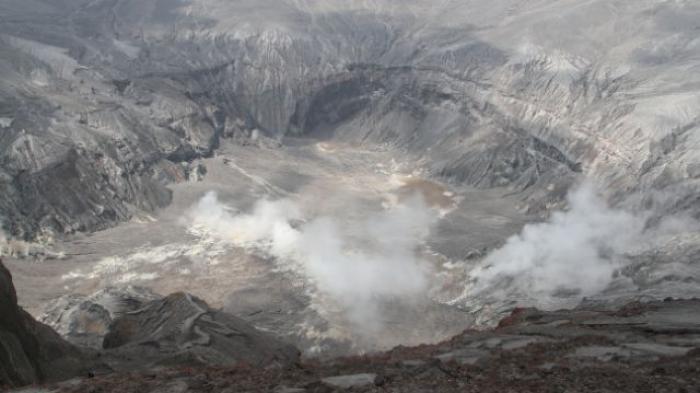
[0, 260, 86, 388]
[1, 0, 699, 239]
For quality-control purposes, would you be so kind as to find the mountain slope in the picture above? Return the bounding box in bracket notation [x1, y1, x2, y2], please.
[1, 0, 699, 239]
[44, 299, 700, 393]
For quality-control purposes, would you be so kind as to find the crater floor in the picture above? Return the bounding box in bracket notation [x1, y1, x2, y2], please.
[6, 138, 530, 355]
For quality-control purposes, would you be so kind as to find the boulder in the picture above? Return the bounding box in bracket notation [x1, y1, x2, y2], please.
[39, 286, 160, 349]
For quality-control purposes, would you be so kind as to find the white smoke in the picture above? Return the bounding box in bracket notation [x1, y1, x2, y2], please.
[186, 191, 437, 332]
[0, 227, 30, 258]
[467, 183, 647, 310]
[186, 192, 303, 253]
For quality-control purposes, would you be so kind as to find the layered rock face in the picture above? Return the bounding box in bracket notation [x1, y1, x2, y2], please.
[1, 0, 699, 239]
[0, 260, 87, 388]
[102, 292, 300, 370]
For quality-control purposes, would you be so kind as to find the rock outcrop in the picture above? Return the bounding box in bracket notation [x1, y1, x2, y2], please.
[37, 287, 301, 370]
[1, 263, 300, 388]
[101, 292, 300, 370]
[0, 260, 87, 389]
[39, 286, 161, 350]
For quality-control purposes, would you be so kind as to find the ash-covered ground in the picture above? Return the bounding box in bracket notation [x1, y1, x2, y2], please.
[6, 136, 700, 360]
[6, 138, 531, 356]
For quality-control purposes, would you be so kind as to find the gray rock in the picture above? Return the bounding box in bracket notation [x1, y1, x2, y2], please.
[321, 373, 379, 389]
[101, 292, 300, 370]
[148, 380, 190, 393]
[400, 359, 427, 368]
[622, 343, 693, 357]
[39, 287, 160, 349]
[465, 334, 550, 351]
[569, 346, 635, 362]
[436, 348, 490, 365]
[570, 342, 693, 362]
[501, 336, 547, 350]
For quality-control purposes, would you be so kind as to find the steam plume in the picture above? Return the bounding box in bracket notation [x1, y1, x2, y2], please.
[186, 191, 437, 333]
[466, 182, 698, 310]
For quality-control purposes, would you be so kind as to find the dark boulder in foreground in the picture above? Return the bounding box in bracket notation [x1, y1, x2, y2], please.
[101, 292, 300, 370]
[0, 260, 87, 389]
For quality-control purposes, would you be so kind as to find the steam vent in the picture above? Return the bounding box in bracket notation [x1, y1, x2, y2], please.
[1, 1, 699, 391]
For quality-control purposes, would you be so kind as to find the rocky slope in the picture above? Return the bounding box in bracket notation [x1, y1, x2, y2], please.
[1, 260, 300, 389]
[37, 286, 300, 369]
[3, 248, 699, 392]
[32, 298, 700, 393]
[0, 259, 87, 389]
[1, 0, 699, 239]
